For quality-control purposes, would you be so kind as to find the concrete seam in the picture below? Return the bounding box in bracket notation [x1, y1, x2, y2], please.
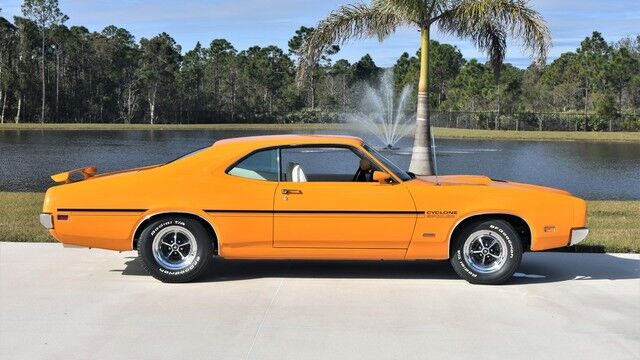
[244, 276, 285, 360]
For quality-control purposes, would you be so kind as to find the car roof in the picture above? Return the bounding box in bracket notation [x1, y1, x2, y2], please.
[213, 134, 364, 148]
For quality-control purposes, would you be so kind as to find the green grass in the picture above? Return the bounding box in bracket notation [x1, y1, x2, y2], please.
[434, 127, 640, 142]
[1, 192, 638, 253]
[576, 201, 640, 253]
[0, 192, 50, 243]
[1, 123, 639, 142]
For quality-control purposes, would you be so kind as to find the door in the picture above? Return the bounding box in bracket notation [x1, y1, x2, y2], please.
[273, 146, 417, 249]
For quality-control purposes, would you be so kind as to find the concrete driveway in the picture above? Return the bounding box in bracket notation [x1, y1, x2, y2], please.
[0, 242, 638, 360]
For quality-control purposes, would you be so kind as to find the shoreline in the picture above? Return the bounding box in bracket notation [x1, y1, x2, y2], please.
[1, 123, 639, 142]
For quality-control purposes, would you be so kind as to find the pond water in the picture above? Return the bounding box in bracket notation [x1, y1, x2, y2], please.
[0, 129, 638, 200]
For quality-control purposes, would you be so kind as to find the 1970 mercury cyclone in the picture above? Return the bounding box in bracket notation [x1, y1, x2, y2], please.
[40, 135, 588, 284]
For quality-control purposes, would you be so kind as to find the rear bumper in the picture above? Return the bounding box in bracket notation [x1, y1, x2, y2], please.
[569, 227, 589, 246]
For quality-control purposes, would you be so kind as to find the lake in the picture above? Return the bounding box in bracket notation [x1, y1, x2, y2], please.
[1, 129, 638, 200]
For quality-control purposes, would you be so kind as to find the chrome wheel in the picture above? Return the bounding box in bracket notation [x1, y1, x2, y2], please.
[151, 226, 198, 271]
[462, 230, 508, 274]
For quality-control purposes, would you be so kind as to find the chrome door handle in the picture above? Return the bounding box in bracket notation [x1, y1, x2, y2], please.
[281, 189, 302, 195]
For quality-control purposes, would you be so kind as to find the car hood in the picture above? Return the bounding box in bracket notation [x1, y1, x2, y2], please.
[416, 175, 572, 196]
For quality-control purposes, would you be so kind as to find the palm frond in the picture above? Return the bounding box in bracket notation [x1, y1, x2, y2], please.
[297, 2, 409, 85]
[436, 0, 551, 72]
[376, 0, 425, 23]
[480, 23, 507, 78]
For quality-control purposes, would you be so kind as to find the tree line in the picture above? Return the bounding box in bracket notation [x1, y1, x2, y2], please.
[0, 3, 639, 130]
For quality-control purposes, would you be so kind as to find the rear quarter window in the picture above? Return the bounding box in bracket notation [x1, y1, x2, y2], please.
[227, 149, 279, 181]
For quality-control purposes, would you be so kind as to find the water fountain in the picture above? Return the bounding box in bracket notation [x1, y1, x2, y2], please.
[346, 69, 415, 150]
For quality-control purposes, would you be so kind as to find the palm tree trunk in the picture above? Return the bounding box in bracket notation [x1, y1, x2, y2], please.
[408, 27, 434, 176]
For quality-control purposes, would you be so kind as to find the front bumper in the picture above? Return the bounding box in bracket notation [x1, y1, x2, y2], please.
[39, 213, 53, 229]
[570, 227, 589, 246]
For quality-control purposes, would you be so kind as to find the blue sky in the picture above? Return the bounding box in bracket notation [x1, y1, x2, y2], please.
[1, 0, 638, 67]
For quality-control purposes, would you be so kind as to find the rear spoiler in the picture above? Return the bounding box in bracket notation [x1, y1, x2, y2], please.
[51, 166, 97, 184]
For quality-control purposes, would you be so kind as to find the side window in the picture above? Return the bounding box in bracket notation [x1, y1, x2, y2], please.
[228, 149, 279, 181]
[281, 146, 372, 182]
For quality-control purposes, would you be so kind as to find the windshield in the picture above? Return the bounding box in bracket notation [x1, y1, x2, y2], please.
[363, 143, 412, 181]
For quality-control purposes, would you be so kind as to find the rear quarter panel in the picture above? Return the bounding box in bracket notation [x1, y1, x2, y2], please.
[43, 169, 158, 250]
[43, 156, 218, 250]
[42, 143, 270, 252]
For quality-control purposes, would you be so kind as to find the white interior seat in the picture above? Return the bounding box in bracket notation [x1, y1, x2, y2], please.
[287, 162, 307, 182]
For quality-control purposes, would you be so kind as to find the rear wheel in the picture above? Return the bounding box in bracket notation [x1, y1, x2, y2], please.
[450, 220, 522, 285]
[138, 217, 213, 283]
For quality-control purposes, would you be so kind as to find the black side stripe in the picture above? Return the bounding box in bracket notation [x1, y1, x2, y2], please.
[57, 208, 147, 213]
[57, 209, 422, 215]
[204, 209, 424, 215]
[204, 209, 273, 214]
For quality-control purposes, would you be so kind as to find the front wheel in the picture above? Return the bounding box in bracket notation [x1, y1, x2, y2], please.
[138, 217, 214, 283]
[450, 220, 522, 285]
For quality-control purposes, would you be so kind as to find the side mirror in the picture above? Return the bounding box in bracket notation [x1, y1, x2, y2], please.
[373, 171, 392, 184]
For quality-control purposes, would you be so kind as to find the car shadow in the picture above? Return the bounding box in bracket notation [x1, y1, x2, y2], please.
[114, 252, 639, 284]
[510, 252, 639, 284]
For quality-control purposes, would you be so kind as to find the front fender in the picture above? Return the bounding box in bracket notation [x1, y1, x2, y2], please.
[403, 180, 575, 259]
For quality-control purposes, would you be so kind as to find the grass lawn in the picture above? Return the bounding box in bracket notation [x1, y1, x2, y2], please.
[1, 192, 637, 253]
[1, 123, 639, 142]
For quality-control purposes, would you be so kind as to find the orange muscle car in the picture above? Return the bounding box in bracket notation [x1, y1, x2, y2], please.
[40, 135, 588, 284]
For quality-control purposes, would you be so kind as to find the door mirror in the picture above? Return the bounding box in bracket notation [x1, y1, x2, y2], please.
[373, 171, 392, 184]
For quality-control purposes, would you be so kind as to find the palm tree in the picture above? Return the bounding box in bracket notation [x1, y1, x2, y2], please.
[298, 0, 551, 175]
